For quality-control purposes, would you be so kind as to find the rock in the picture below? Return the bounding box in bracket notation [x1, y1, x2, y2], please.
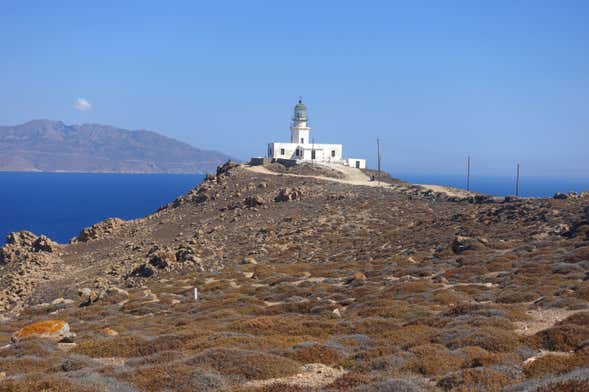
[102, 327, 118, 336]
[275, 187, 305, 202]
[0, 371, 5, 380]
[584, 206, 589, 222]
[71, 218, 125, 243]
[241, 256, 258, 265]
[333, 308, 342, 318]
[78, 288, 99, 307]
[553, 192, 568, 199]
[148, 248, 177, 269]
[32, 235, 58, 253]
[12, 320, 73, 342]
[451, 235, 486, 254]
[346, 271, 367, 284]
[130, 263, 155, 278]
[51, 297, 74, 306]
[244, 196, 265, 208]
[216, 160, 239, 176]
[5, 231, 38, 247]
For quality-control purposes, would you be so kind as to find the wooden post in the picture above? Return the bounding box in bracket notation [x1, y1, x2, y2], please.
[516, 163, 520, 196]
[466, 156, 471, 191]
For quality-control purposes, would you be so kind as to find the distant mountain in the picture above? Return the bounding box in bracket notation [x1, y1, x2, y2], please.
[0, 120, 233, 174]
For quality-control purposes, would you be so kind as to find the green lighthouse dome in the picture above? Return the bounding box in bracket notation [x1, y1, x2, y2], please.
[294, 99, 307, 111]
[293, 99, 308, 121]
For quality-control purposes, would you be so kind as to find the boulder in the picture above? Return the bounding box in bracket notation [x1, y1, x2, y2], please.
[71, 218, 125, 243]
[130, 263, 155, 278]
[102, 327, 118, 336]
[5, 231, 38, 247]
[78, 288, 99, 307]
[241, 256, 258, 265]
[275, 187, 304, 202]
[244, 196, 265, 208]
[32, 235, 58, 253]
[148, 249, 177, 269]
[553, 192, 568, 200]
[12, 320, 73, 342]
[451, 235, 486, 254]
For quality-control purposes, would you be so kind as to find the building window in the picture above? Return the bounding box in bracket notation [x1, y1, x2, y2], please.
[268, 146, 272, 157]
[301, 138, 304, 144]
[331, 150, 336, 157]
[295, 149, 299, 156]
[311, 150, 316, 159]
[280, 148, 285, 156]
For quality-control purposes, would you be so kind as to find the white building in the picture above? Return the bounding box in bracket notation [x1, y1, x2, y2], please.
[267, 99, 366, 169]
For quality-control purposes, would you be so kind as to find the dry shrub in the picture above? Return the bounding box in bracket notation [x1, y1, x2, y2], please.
[447, 326, 520, 352]
[230, 315, 340, 337]
[576, 283, 589, 301]
[496, 289, 539, 304]
[0, 376, 100, 392]
[379, 324, 437, 349]
[557, 311, 589, 326]
[437, 368, 516, 391]
[356, 299, 418, 318]
[434, 289, 465, 305]
[259, 384, 313, 392]
[535, 324, 589, 351]
[290, 343, 342, 365]
[458, 346, 516, 368]
[325, 372, 372, 390]
[523, 353, 587, 377]
[536, 379, 589, 392]
[405, 344, 463, 376]
[0, 356, 53, 375]
[73, 336, 155, 357]
[186, 348, 301, 380]
[118, 363, 226, 392]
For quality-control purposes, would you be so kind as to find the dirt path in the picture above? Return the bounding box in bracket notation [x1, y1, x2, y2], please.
[246, 163, 476, 198]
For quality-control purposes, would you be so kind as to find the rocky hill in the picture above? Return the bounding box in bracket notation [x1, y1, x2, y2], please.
[0, 120, 232, 173]
[0, 162, 588, 391]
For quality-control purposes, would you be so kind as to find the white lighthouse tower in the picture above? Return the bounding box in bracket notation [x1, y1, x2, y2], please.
[290, 99, 310, 145]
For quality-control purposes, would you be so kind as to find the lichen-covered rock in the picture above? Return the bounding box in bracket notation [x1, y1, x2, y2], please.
[12, 320, 72, 342]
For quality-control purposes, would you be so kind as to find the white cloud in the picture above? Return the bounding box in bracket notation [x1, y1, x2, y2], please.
[74, 98, 92, 111]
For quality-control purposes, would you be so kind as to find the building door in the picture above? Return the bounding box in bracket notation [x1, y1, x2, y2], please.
[311, 150, 316, 160]
[355, 161, 360, 168]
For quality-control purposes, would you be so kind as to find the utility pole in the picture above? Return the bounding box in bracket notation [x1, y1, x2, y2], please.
[515, 163, 520, 196]
[377, 138, 381, 176]
[466, 156, 471, 191]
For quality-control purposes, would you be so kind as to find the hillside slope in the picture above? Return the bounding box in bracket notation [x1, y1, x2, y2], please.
[0, 162, 588, 391]
[0, 120, 231, 173]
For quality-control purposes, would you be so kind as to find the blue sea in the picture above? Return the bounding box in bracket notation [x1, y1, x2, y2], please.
[0, 172, 204, 245]
[397, 173, 588, 199]
[0, 172, 587, 246]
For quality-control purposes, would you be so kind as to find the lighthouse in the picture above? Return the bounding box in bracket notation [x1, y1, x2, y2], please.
[290, 99, 310, 144]
[267, 99, 366, 168]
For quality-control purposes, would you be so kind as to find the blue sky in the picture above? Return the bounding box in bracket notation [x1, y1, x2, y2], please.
[1, 1, 588, 177]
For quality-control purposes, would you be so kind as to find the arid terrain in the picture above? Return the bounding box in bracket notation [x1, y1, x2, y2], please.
[0, 161, 588, 391]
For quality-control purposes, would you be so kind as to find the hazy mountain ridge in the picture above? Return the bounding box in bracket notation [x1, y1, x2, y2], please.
[0, 119, 232, 174]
